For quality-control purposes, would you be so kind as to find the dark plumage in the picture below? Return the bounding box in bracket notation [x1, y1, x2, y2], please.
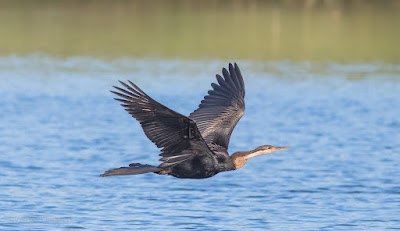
[100, 63, 290, 179]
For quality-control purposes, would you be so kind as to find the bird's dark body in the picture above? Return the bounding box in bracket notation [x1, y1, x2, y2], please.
[99, 63, 287, 179]
[169, 156, 218, 179]
[167, 147, 235, 179]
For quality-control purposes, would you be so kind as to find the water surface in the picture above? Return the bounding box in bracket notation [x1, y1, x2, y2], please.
[0, 56, 399, 230]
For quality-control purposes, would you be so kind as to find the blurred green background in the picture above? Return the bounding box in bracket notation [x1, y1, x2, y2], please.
[1, 0, 399, 63]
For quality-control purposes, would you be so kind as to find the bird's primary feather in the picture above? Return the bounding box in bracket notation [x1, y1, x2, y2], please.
[189, 63, 245, 151]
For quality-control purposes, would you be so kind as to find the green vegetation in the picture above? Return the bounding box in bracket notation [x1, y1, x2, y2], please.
[1, 0, 399, 62]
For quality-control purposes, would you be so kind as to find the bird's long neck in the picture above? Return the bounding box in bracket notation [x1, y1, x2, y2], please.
[231, 149, 271, 169]
[231, 152, 248, 169]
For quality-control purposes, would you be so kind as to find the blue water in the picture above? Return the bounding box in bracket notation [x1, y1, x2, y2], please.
[1, 56, 400, 230]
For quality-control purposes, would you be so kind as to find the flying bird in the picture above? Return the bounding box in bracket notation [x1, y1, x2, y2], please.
[100, 63, 290, 179]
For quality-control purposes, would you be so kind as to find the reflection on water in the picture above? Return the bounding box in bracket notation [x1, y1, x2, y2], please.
[0, 0, 400, 62]
[0, 56, 399, 230]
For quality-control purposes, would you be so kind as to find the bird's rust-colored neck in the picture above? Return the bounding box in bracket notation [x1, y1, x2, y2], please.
[231, 152, 248, 169]
[231, 149, 269, 169]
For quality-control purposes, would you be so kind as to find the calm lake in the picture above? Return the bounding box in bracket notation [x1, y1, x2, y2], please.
[0, 56, 399, 230]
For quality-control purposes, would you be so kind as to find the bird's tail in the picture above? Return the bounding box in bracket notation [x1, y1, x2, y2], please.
[100, 163, 160, 177]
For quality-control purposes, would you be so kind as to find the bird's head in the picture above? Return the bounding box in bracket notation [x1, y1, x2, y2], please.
[231, 145, 291, 169]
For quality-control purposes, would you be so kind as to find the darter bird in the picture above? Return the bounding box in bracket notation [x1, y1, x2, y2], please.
[100, 63, 290, 179]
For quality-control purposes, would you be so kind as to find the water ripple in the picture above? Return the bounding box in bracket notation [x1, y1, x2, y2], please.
[1, 57, 400, 230]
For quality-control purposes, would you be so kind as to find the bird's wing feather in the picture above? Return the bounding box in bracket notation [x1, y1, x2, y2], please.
[112, 80, 215, 168]
[189, 63, 245, 150]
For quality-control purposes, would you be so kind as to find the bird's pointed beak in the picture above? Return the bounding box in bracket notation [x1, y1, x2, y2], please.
[271, 146, 291, 152]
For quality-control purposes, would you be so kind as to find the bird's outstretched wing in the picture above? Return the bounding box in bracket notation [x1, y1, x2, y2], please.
[111, 80, 215, 168]
[189, 63, 245, 150]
